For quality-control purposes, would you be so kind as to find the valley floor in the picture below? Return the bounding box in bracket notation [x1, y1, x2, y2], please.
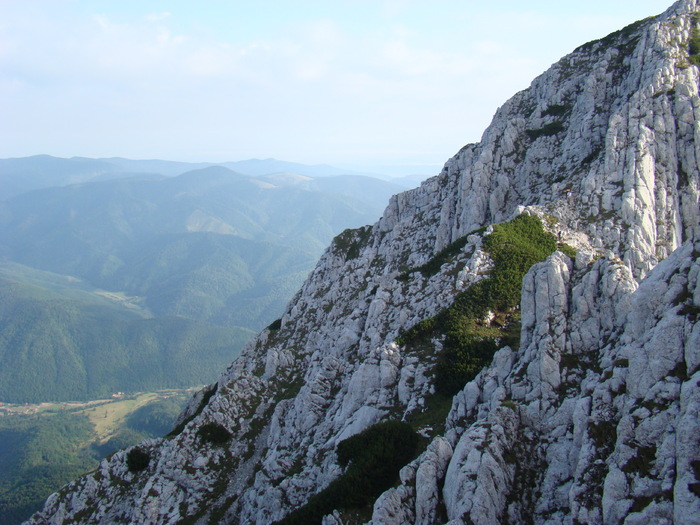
[0, 388, 196, 525]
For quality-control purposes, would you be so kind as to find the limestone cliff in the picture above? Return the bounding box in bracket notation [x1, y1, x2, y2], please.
[28, 1, 700, 524]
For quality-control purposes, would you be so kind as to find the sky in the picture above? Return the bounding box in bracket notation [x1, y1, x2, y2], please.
[0, 0, 675, 174]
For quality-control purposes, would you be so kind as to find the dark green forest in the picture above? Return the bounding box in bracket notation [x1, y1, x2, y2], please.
[0, 275, 252, 403]
[0, 395, 186, 524]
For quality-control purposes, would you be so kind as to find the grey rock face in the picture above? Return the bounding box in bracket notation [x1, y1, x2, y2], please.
[386, 241, 699, 525]
[27, 1, 700, 524]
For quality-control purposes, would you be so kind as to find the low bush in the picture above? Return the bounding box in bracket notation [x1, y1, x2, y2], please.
[482, 213, 557, 308]
[690, 14, 700, 66]
[542, 104, 571, 117]
[332, 226, 372, 262]
[276, 421, 419, 525]
[558, 243, 577, 259]
[435, 338, 501, 395]
[126, 447, 150, 473]
[689, 460, 700, 496]
[267, 318, 282, 331]
[196, 422, 231, 446]
[396, 226, 487, 282]
[397, 214, 557, 396]
[526, 121, 565, 140]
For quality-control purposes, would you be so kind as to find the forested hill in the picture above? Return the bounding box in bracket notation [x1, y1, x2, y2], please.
[0, 268, 252, 403]
[0, 164, 405, 331]
[0, 162, 408, 403]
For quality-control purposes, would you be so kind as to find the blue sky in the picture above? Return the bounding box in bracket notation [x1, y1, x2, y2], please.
[0, 0, 674, 172]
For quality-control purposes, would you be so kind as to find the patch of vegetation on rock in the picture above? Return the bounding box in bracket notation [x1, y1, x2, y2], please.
[575, 16, 651, 54]
[267, 318, 282, 331]
[689, 13, 700, 66]
[558, 243, 577, 259]
[126, 447, 150, 473]
[397, 214, 557, 396]
[400, 227, 486, 280]
[332, 225, 373, 262]
[621, 444, 656, 478]
[542, 104, 571, 117]
[275, 421, 419, 525]
[526, 121, 565, 140]
[688, 460, 700, 496]
[196, 422, 231, 446]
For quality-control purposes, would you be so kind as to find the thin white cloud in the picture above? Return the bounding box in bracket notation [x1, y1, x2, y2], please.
[146, 12, 172, 22]
[0, 0, 674, 164]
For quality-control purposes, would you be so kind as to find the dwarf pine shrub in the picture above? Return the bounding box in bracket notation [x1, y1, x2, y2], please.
[398, 214, 557, 396]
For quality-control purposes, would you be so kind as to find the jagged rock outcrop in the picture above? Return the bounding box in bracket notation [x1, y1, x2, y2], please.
[373, 242, 699, 524]
[28, 1, 700, 524]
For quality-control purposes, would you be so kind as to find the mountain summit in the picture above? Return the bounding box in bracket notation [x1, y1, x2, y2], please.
[28, 1, 700, 523]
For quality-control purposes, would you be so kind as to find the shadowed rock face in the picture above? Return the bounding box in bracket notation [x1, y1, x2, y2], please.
[27, 1, 700, 524]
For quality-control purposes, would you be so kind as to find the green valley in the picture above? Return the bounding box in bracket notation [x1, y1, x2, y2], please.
[0, 390, 192, 524]
[0, 267, 253, 403]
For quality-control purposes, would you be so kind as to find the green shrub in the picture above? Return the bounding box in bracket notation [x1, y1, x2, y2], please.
[415, 233, 472, 278]
[276, 421, 419, 525]
[126, 447, 150, 472]
[482, 214, 557, 308]
[542, 104, 570, 117]
[689, 460, 700, 496]
[196, 422, 231, 446]
[397, 214, 557, 396]
[395, 316, 437, 347]
[396, 226, 487, 282]
[332, 226, 372, 262]
[575, 16, 651, 54]
[558, 243, 577, 259]
[690, 14, 700, 66]
[435, 338, 501, 395]
[621, 444, 656, 477]
[267, 318, 282, 331]
[526, 121, 565, 140]
[501, 399, 518, 410]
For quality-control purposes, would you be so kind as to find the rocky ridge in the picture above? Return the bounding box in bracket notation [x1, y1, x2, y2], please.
[28, 1, 700, 524]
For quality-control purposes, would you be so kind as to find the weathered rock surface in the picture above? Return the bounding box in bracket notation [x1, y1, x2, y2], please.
[27, 1, 700, 524]
[374, 241, 699, 525]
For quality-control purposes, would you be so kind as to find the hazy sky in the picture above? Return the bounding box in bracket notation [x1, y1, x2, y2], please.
[1, 0, 674, 171]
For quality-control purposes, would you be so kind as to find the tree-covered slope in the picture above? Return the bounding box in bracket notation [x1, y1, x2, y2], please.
[0, 273, 253, 403]
[0, 412, 96, 525]
[0, 393, 189, 525]
[0, 166, 402, 330]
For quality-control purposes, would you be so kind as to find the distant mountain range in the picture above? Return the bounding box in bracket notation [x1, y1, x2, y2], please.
[0, 155, 418, 402]
[0, 155, 434, 201]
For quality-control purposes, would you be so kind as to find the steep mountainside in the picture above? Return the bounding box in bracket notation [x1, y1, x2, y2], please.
[29, 1, 700, 524]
